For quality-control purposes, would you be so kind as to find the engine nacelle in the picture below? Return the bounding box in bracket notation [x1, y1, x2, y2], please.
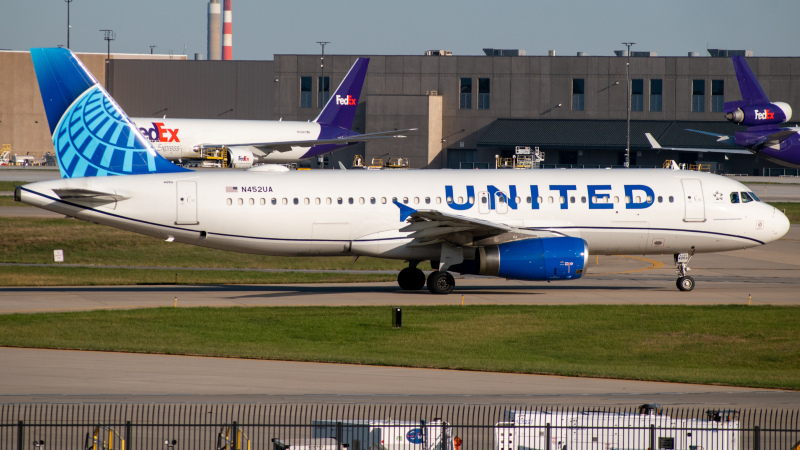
[726, 102, 792, 126]
[227, 147, 255, 169]
[450, 237, 588, 281]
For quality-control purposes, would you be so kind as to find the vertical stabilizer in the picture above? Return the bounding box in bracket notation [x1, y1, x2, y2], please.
[726, 56, 769, 111]
[30, 48, 190, 178]
[313, 58, 369, 130]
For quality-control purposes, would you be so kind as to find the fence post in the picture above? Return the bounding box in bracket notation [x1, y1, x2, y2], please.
[126, 420, 132, 450]
[336, 421, 343, 450]
[753, 425, 760, 450]
[545, 423, 550, 450]
[649, 424, 655, 450]
[232, 421, 239, 450]
[17, 420, 23, 450]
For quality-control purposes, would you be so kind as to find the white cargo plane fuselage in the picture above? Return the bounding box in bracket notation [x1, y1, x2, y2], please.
[20, 48, 791, 294]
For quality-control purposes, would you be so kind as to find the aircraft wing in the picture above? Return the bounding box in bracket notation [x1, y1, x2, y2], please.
[205, 128, 418, 154]
[395, 201, 543, 247]
[750, 129, 799, 150]
[646, 133, 751, 155]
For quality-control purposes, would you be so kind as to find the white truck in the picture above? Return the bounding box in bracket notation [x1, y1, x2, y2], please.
[496, 407, 739, 450]
[311, 419, 454, 450]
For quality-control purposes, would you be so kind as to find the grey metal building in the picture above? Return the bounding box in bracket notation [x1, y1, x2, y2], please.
[3, 50, 799, 174]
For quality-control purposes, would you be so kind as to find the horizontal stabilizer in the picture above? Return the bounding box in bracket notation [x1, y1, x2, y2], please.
[52, 188, 128, 206]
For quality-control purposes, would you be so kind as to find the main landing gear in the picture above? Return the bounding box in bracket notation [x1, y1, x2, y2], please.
[674, 250, 695, 291]
[396, 262, 456, 295]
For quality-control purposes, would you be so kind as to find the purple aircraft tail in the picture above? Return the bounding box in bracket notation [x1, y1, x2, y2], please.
[725, 56, 770, 113]
[313, 58, 369, 130]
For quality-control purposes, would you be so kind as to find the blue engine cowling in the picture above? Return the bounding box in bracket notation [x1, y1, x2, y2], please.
[450, 237, 588, 281]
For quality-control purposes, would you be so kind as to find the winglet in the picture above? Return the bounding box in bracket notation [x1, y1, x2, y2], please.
[393, 200, 417, 222]
[313, 58, 369, 130]
[645, 133, 661, 149]
[30, 47, 190, 178]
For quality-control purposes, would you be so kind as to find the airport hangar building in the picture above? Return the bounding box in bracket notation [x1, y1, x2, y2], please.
[3, 49, 800, 174]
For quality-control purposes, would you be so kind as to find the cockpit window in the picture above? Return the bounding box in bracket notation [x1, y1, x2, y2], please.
[745, 191, 760, 202]
[741, 191, 757, 203]
[730, 192, 740, 204]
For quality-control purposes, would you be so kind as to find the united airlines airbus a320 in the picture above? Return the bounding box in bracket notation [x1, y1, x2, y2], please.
[130, 58, 414, 168]
[18, 48, 790, 294]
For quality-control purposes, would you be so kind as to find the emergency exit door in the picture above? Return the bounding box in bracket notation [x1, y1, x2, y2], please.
[681, 178, 705, 222]
[176, 181, 199, 225]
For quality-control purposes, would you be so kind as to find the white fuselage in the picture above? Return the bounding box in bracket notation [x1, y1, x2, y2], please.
[19, 169, 789, 261]
[131, 118, 321, 163]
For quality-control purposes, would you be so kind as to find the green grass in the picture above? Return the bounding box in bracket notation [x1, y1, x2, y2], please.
[0, 305, 797, 390]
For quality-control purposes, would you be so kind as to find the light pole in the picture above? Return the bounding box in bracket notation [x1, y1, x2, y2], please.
[317, 41, 330, 108]
[100, 29, 115, 60]
[622, 42, 635, 168]
[64, 0, 73, 49]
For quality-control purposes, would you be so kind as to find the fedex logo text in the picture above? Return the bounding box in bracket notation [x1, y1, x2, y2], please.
[335, 94, 357, 106]
[754, 109, 775, 120]
[139, 122, 180, 143]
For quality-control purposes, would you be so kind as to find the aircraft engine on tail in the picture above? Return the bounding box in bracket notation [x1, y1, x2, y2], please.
[450, 237, 588, 281]
[725, 102, 792, 126]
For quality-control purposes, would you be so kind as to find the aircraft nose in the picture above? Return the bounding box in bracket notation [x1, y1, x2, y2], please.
[773, 207, 791, 240]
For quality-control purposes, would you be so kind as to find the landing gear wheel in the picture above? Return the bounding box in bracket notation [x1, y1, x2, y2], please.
[676, 276, 695, 292]
[427, 271, 455, 295]
[397, 267, 426, 290]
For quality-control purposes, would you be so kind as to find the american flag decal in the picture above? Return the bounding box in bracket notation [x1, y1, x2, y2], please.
[226, 186, 238, 193]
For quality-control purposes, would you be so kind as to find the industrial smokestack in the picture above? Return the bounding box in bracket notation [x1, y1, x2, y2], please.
[222, 0, 232, 60]
[207, 0, 221, 60]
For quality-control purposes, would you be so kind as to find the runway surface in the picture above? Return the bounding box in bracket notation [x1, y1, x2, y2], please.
[2, 168, 798, 408]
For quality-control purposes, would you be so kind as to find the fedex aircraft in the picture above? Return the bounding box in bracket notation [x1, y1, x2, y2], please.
[130, 58, 414, 168]
[18, 48, 790, 294]
[684, 56, 800, 167]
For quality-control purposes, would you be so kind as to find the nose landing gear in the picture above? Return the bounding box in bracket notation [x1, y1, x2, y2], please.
[675, 250, 695, 291]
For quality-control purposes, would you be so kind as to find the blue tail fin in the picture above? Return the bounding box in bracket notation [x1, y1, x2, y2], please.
[313, 57, 369, 130]
[30, 47, 190, 178]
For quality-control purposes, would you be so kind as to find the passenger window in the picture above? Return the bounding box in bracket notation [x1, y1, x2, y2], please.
[646, 196, 652, 203]
[359, 197, 365, 205]
[315, 198, 321, 205]
[381, 197, 387, 204]
[526, 196, 532, 204]
[337, 197, 343, 205]
[238, 198, 244, 205]
[625, 196, 631, 204]
[348, 197, 354, 204]
[730, 192, 740, 203]
[468, 196, 474, 204]
[425, 197, 431, 204]
[538, 196, 543, 204]
[668, 196, 674, 203]
[658, 196, 663, 203]
[260, 198, 266, 205]
[403, 197, 409, 204]
[436, 197, 442, 204]
[304, 198, 310, 205]
[559, 196, 565, 204]
[548, 197, 554, 204]
[581, 196, 586, 203]
[370, 197, 376, 204]
[414, 197, 419, 204]
[226, 198, 232, 206]
[457, 196, 463, 203]
[249, 198, 254, 205]
[326, 198, 332, 205]
[614, 196, 620, 203]
[271, 198, 277, 205]
[293, 198, 299, 205]
[570, 196, 576, 204]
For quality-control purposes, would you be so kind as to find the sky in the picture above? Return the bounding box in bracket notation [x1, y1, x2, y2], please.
[3, 0, 799, 59]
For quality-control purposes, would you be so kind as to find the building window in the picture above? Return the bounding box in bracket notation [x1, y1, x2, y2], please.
[572, 79, 584, 111]
[318, 76, 330, 108]
[300, 77, 312, 108]
[692, 79, 705, 112]
[631, 79, 643, 112]
[712, 80, 724, 112]
[478, 78, 490, 109]
[650, 79, 662, 112]
[460, 78, 472, 109]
